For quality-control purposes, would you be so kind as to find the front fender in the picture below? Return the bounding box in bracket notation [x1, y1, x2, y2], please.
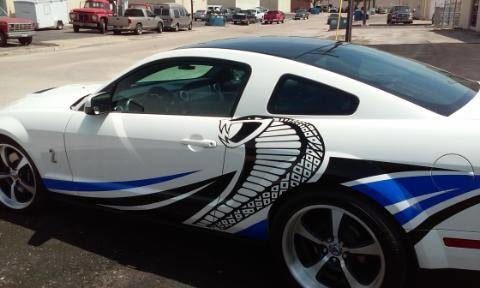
[0, 115, 30, 147]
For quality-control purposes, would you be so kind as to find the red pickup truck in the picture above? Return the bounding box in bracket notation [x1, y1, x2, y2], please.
[263, 10, 285, 24]
[69, 0, 113, 33]
[0, 7, 35, 47]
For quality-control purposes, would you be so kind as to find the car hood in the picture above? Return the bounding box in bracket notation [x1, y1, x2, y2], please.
[2, 84, 102, 112]
[71, 8, 106, 14]
[0, 16, 33, 24]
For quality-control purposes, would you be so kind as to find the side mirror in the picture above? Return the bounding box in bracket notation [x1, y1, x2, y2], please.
[84, 92, 112, 115]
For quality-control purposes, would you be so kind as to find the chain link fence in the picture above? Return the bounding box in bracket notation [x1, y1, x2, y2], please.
[433, 0, 461, 28]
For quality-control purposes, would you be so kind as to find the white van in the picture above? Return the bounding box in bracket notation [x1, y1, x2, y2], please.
[14, 0, 68, 29]
[152, 3, 192, 31]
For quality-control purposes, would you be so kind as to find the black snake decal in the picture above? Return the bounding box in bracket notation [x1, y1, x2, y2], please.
[194, 116, 325, 230]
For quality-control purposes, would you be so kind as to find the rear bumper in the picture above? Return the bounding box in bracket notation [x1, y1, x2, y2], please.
[7, 31, 35, 39]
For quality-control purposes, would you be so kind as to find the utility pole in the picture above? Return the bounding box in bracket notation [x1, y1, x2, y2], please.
[190, 0, 194, 19]
[363, 0, 367, 25]
[345, 0, 354, 41]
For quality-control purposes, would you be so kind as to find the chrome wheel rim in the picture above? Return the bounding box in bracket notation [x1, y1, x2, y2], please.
[282, 205, 385, 288]
[0, 144, 36, 209]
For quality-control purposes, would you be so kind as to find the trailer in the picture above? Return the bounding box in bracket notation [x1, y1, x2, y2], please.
[14, 0, 68, 29]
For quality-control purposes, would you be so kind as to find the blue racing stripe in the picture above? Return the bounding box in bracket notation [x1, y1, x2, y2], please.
[43, 171, 198, 192]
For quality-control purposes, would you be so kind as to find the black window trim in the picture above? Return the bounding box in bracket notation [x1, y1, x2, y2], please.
[267, 74, 360, 116]
[100, 56, 252, 118]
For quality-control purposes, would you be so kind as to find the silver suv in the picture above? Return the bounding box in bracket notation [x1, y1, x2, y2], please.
[153, 3, 192, 31]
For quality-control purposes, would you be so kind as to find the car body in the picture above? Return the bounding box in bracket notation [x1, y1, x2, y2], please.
[263, 10, 285, 24]
[294, 8, 309, 20]
[69, 0, 113, 33]
[0, 7, 35, 46]
[2, 37, 480, 287]
[193, 9, 207, 21]
[252, 6, 268, 20]
[232, 10, 256, 25]
[152, 3, 192, 31]
[387, 5, 413, 24]
[221, 7, 241, 22]
[327, 13, 339, 25]
[109, 8, 164, 35]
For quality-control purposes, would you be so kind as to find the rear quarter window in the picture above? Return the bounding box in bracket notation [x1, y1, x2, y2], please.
[268, 75, 359, 115]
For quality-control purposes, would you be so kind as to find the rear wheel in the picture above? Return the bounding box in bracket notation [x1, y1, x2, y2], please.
[0, 32, 6, 47]
[18, 37, 32, 46]
[271, 191, 410, 288]
[188, 22, 192, 30]
[157, 23, 163, 33]
[0, 137, 44, 211]
[73, 25, 80, 32]
[135, 23, 143, 35]
[174, 23, 179, 32]
[56, 21, 64, 30]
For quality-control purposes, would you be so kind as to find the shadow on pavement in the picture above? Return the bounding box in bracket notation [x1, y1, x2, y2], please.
[0, 201, 281, 288]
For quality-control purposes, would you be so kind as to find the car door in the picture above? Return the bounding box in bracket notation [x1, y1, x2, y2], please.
[64, 58, 252, 222]
[145, 9, 155, 28]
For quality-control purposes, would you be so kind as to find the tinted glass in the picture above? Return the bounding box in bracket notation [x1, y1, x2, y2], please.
[124, 9, 143, 17]
[112, 60, 251, 117]
[174, 9, 180, 18]
[0, 7, 7, 16]
[298, 43, 479, 116]
[268, 75, 359, 115]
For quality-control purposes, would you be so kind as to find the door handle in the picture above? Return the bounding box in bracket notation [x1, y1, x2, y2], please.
[180, 139, 217, 148]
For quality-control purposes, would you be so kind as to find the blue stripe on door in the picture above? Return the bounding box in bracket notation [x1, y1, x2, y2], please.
[43, 171, 198, 192]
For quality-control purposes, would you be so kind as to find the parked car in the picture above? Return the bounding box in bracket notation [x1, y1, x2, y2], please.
[2, 36, 480, 288]
[263, 10, 285, 24]
[376, 7, 388, 14]
[327, 12, 339, 25]
[0, 6, 35, 46]
[109, 8, 163, 35]
[152, 3, 192, 31]
[69, 0, 113, 33]
[14, 0, 68, 30]
[193, 9, 206, 21]
[221, 7, 241, 22]
[294, 8, 309, 20]
[232, 10, 256, 25]
[252, 6, 268, 21]
[387, 5, 413, 24]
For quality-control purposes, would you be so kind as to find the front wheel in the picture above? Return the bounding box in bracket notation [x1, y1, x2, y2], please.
[188, 23, 192, 30]
[135, 23, 143, 35]
[157, 23, 163, 33]
[0, 32, 6, 47]
[0, 137, 44, 211]
[56, 21, 64, 30]
[271, 191, 410, 288]
[18, 37, 32, 46]
[98, 19, 106, 34]
[73, 25, 80, 32]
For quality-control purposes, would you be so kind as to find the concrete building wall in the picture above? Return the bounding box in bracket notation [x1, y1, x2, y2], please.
[235, 0, 259, 9]
[277, 0, 290, 11]
[207, 0, 235, 8]
[460, 0, 480, 30]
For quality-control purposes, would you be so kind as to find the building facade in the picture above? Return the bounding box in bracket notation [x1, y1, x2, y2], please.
[460, 0, 480, 30]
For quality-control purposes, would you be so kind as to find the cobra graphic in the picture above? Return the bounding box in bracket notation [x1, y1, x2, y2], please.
[194, 116, 325, 231]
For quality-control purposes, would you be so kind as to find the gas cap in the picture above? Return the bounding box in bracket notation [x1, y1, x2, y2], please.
[431, 154, 475, 191]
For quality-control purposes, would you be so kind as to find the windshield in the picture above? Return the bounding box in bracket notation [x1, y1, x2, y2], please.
[298, 43, 479, 116]
[393, 6, 410, 13]
[84, 1, 108, 9]
[0, 7, 7, 16]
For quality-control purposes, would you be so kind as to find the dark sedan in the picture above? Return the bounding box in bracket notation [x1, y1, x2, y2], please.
[294, 9, 310, 20]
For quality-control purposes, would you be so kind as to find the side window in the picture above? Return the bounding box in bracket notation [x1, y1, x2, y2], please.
[268, 75, 359, 115]
[111, 59, 251, 117]
[174, 9, 180, 18]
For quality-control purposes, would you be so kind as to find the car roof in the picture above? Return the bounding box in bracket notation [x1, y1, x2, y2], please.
[182, 36, 338, 60]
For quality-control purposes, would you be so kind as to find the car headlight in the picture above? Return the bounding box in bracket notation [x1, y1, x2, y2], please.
[91, 15, 98, 22]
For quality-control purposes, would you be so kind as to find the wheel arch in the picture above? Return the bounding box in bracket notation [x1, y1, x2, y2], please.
[267, 181, 420, 268]
[0, 116, 30, 147]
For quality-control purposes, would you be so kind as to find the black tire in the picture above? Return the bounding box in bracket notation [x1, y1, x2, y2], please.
[73, 25, 80, 32]
[270, 189, 411, 288]
[18, 37, 32, 46]
[157, 23, 163, 33]
[56, 21, 64, 30]
[0, 135, 45, 212]
[135, 23, 143, 35]
[233, 21, 237, 24]
[0, 32, 6, 47]
[174, 23, 179, 32]
[98, 19, 106, 34]
[188, 22, 192, 30]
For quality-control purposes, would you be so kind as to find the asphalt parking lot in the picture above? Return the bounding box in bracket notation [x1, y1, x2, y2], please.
[1, 13, 480, 288]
